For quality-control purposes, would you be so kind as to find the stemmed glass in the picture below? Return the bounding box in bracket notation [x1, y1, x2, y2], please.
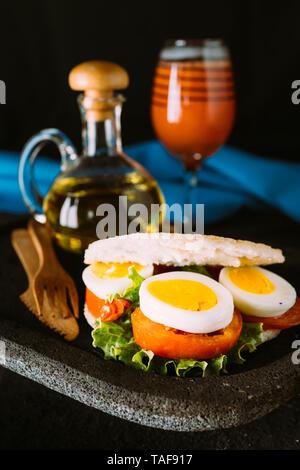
[151, 39, 235, 223]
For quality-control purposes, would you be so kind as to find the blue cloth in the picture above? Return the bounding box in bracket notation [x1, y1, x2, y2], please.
[1, 140, 300, 223]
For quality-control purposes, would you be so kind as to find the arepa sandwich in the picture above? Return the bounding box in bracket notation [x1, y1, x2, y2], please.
[82, 233, 299, 377]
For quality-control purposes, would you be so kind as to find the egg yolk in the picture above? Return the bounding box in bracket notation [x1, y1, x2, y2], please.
[228, 267, 275, 294]
[91, 262, 144, 279]
[147, 279, 217, 311]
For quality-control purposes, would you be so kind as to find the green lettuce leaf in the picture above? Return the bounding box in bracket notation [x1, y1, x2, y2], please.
[111, 266, 144, 305]
[92, 315, 136, 360]
[91, 315, 264, 378]
[227, 321, 264, 365]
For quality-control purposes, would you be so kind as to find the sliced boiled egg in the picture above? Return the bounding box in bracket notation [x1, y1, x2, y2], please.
[82, 262, 153, 300]
[219, 266, 296, 318]
[139, 271, 234, 334]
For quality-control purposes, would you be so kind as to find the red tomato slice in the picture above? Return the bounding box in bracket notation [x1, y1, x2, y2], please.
[242, 297, 300, 330]
[131, 307, 242, 359]
[85, 288, 130, 322]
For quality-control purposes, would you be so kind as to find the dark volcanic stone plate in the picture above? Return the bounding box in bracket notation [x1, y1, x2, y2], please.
[1, 211, 300, 431]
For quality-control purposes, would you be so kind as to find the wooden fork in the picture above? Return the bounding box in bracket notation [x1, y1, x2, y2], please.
[11, 228, 41, 318]
[11, 227, 79, 341]
[27, 218, 80, 340]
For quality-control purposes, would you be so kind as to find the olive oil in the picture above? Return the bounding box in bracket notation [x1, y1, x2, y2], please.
[43, 155, 164, 253]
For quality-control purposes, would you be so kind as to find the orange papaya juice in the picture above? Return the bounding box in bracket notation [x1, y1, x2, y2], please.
[151, 60, 235, 169]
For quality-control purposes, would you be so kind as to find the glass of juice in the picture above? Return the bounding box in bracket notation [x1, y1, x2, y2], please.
[151, 39, 236, 213]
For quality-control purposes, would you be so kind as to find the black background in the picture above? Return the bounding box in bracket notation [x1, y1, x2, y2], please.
[0, 0, 300, 161]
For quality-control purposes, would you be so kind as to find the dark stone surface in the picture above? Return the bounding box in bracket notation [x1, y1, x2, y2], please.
[0, 365, 300, 451]
[1, 209, 300, 448]
[1, 315, 299, 432]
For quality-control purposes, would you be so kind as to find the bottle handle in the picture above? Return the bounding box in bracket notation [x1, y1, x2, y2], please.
[18, 128, 77, 221]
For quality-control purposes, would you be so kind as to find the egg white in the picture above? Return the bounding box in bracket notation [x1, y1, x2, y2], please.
[219, 266, 296, 318]
[139, 271, 234, 334]
[82, 264, 154, 300]
[84, 303, 97, 328]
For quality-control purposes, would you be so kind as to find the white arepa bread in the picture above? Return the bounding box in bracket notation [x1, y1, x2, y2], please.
[84, 232, 285, 268]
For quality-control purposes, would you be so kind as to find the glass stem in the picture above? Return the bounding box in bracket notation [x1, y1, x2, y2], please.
[184, 165, 198, 213]
[184, 168, 199, 223]
[183, 154, 202, 231]
[184, 170, 198, 203]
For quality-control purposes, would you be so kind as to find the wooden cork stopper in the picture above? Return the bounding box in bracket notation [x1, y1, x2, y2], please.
[68, 61, 129, 121]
